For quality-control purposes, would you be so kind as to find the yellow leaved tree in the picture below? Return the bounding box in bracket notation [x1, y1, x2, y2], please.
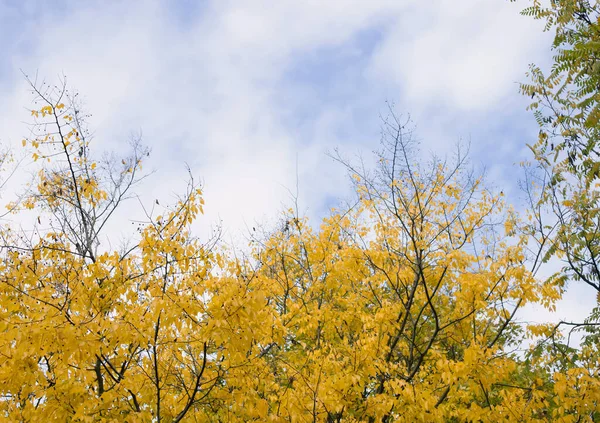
[222, 114, 569, 422]
[0, 79, 276, 422]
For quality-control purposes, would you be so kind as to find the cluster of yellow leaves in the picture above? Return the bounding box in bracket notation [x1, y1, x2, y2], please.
[29, 103, 64, 119]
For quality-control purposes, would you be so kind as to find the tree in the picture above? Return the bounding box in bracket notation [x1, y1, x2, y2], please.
[223, 113, 566, 422]
[518, 0, 600, 297]
[516, 0, 600, 337]
[0, 78, 276, 422]
[513, 1, 600, 420]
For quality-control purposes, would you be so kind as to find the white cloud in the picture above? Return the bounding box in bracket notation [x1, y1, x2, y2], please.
[368, 0, 552, 112]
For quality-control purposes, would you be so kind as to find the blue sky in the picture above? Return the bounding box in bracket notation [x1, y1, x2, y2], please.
[0, 0, 594, 324]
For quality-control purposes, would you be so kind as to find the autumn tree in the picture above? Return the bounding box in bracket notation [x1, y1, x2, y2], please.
[211, 111, 571, 422]
[0, 78, 277, 422]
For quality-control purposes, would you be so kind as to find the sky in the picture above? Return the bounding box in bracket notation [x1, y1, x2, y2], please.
[0, 0, 595, 331]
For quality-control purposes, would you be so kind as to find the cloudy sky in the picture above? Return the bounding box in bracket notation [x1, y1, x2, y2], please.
[0, 0, 594, 328]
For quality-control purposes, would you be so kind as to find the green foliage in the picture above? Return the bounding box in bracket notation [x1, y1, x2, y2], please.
[518, 0, 600, 182]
